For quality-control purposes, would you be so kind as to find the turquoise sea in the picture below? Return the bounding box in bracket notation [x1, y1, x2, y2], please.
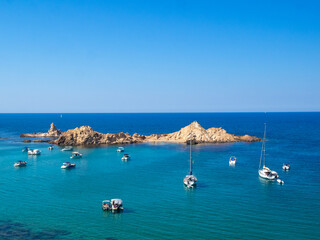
[0, 113, 319, 239]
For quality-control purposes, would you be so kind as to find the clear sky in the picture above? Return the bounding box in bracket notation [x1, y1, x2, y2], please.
[0, 0, 319, 113]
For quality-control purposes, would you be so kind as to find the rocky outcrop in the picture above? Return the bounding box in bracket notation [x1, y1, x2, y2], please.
[49, 121, 260, 146]
[51, 126, 146, 146]
[145, 121, 260, 143]
[20, 123, 61, 138]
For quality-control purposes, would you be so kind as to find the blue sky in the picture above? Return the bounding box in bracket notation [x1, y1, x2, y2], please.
[0, 0, 319, 112]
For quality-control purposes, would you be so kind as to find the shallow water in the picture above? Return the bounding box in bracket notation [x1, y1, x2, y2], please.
[0, 113, 319, 239]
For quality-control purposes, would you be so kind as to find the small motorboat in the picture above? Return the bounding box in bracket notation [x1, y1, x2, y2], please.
[27, 149, 41, 155]
[61, 162, 76, 169]
[282, 164, 290, 171]
[102, 200, 112, 211]
[14, 161, 27, 167]
[70, 152, 82, 159]
[102, 199, 124, 212]
[277, 179, 284, 184]
[22, 147, 29, 152]
[229, 156, 236, 166]
[102, 199, 123, 212]
[111, 199, 123, 211]
[116, 147, 124, 152]
[48, 146, 54, 150]
[121, 154, 130, 161]
[62, 146, 73, 151]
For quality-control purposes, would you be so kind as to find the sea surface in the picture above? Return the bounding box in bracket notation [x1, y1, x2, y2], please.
[0, 113, 319, 239]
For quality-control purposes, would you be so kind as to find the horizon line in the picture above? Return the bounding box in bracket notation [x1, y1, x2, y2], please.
[0, 111, 319, 114]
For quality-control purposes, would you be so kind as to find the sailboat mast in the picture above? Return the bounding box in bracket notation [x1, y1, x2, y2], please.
[259, 123, 267, 169]
[263, 123, 267, 167]
[189, 138, 193, 175]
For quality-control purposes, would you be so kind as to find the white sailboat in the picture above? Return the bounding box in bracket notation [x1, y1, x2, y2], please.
[183, 137, 197, 188]
[258, 123, 278, 180]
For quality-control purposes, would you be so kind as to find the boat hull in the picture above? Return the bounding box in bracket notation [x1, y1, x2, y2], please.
[258, 170, 276, 180]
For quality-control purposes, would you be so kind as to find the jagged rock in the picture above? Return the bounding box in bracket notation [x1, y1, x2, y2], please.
[49, 121, 260, 146]
[48, 122, 61, 136]
[145, 121, 260, 144]
[20, 123, 61, 138]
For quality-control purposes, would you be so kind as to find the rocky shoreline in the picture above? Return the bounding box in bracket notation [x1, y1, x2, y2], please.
[20, 121, 261, 146]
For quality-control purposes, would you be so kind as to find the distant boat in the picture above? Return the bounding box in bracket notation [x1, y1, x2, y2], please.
[14, 161, 27, 167]
[277, 179, 284, 184]
[229, 156, 236, 166]
[258, 123, 278, 180]
[48, 146, 54, 150]
[183, 137, 197, 188]
[70, 152, 82, 159]
[102, 199, 123, 212]
[60, 114, 62, 118]
[121, 154, 130, 161]
[27, 149, 41, 155]
[62, 146, 73, 151]
[61, 162, 76, 169]
[117, 147, 124, 152]
[282, 164, 290, 171]
[22, 147, 29, 152]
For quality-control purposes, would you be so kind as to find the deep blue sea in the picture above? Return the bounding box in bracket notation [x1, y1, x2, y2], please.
[0, 113, 319, 239]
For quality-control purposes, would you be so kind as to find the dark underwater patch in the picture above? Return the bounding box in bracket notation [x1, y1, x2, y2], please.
[0, 220, 70, 239]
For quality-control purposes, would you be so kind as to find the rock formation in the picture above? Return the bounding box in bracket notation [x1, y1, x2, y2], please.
[51, 126, 146, 146]
[20, 123, 61, 138]
[47, 121, 260, 146]
[145, 121, 260, 143]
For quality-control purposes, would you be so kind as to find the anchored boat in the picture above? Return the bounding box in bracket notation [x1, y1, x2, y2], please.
[62, 146, 73, 151]
[61, 162, 76, 169]
[70, 152, 82, 159]
[117, 147, 124, 152]
[183, 137, 197, 188]
[27, 149, 41, 155]
[121, 154, 131, 161]
[48, 146, 54, 150]
[14, 161, 27, 167]
[258, 123, 278, 180]
[277, 178, 284, 184]
[102, 199, 123, 212]
[22, 147, 29, 152]
[229, 156, 236, 166]
[282, 164, 290, 171]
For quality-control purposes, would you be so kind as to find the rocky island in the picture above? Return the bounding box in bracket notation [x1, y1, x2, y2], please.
[20, 123, 61, 138]
[20, 121, 260, 146]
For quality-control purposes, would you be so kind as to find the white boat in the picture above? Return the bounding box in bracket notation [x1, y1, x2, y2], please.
[277, 179, 284, 184]
[183, 137, 197, 188]
[48, 146, 54, 150]
[102, 199, 123, 212]
[229, 156, 236, 166]
[27, 149, 41, 155]
[22, 147, 29, 152]
[14, 161, 27, 167]
[258, 123, 278, 180]
[61, 162, 76, 169]
[62, 146, 73, 151]
[121, 154, 130, 161]
[70, 152, 82, 159]
[259, 166, 278, 180]
[117, 147, 124, 152]
[282, 164, 290, 171]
